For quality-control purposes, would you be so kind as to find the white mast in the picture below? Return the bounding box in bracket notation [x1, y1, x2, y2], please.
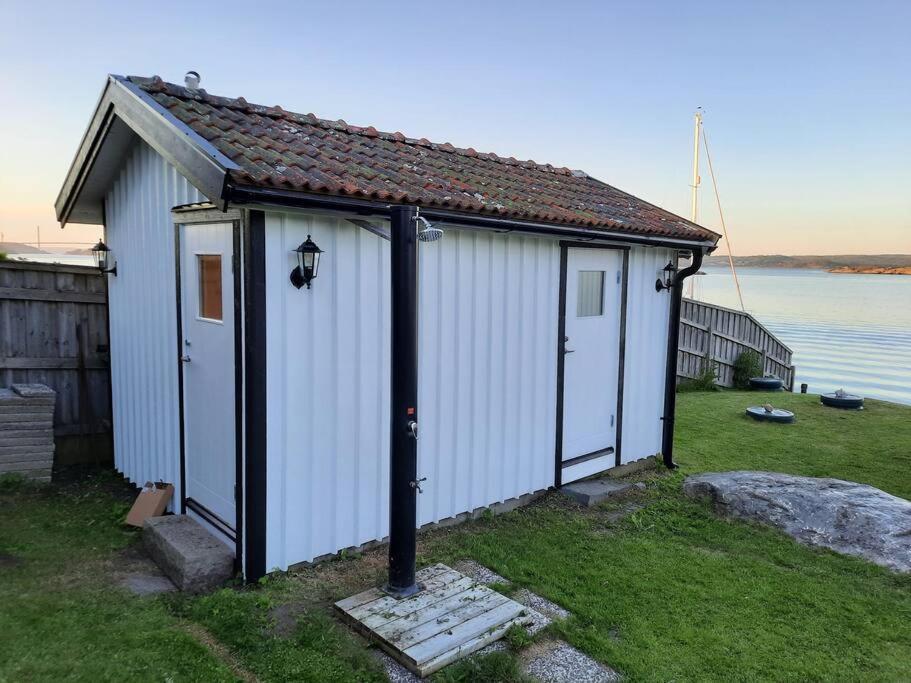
[687, 109, 703, 299]
[691, 108, 702, 223]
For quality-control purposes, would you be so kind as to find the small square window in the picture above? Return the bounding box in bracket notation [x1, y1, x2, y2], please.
[198, 255, 223, 321]
[577, 270, 604, 317]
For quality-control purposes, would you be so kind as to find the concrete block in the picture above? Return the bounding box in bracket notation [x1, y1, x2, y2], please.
[0, 420, 53, 431]
[0, 434, 54, 447]
[0, 459, 53, 472]
[0, 384, 55, 481]
[0, 444, 55, 458]
[143, 515, 234, 593]
[561, 478, 646, 507]
[11, 384, 56, 399]
[0, 451, 54, 472]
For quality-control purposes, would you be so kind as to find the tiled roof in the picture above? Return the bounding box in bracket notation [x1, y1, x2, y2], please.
[131, 76, 719, 244]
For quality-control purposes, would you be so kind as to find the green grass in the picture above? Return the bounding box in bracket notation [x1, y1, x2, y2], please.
[175, 585, 385, 682]
[1, 391, 910, 681]
[426, 392, 911, 681]
[676, 391, 911, 499]
[0, 472, 384, 682]
[0, 473, 235, 681]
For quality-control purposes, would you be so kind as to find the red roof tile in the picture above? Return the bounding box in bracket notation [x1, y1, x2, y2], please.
[131, 76, 719, 244]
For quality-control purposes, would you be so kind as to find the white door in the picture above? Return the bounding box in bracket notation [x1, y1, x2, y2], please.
[179, 222, 236, 536]
[561, 247, 623, 483]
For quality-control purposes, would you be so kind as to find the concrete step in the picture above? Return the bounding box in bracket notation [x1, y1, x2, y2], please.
[143, 515, 234, 593]
[560, 478, 645, 507]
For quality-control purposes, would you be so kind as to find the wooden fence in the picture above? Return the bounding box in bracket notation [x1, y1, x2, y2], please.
[0, 260, 111, 464]
[678, 298, 795, 390]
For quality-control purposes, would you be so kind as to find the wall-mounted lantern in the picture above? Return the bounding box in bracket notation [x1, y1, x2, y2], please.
[290, 235, 323, 289]
[91, 239, 117, 276]
[655, 261, 676, 292]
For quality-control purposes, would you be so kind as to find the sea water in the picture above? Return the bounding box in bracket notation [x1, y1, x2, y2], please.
[696, 266, 911, 405]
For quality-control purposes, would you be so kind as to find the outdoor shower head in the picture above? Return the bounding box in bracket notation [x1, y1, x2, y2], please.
[415, 214, 444, 242]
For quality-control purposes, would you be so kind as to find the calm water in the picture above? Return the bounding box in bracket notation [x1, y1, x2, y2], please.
[696, 267, 911, 405]
[5, 253, 94, 267]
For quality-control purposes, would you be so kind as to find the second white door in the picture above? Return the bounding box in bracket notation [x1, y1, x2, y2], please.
[561, 247, 623, 483]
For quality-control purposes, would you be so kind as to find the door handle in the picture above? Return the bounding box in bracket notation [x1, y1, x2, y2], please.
[564, 349, 576, 354]
[180, 355, 192, 363]
[564, 335, 575, 353]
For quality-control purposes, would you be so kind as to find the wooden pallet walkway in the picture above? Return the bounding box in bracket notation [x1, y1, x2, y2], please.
[335, 563, 531, 677]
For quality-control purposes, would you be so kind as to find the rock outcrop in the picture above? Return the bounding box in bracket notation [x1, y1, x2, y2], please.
[684, 471, 911, 573]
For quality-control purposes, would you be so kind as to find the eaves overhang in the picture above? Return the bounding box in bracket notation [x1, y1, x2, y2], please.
[226, 184, 720, 252]
[55, 74, 240, 227]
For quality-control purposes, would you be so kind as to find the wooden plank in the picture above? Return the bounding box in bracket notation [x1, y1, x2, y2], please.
[679, 298, 794, 388]
[54, 423, 110, 436]
[335, 563, 534, 678]
[0, 287, 106, 304]
[335, 563, 452, 612]
[358, 576, 477, 630]
[0, 357, 107, 370]
[345, 570, 467, 622]
[390, 591, 509, 651]
[403, 599, 527, 669]
[0, 261, 100, 276]
[373, 584, 499, 641]
[0, 262, 111, 454]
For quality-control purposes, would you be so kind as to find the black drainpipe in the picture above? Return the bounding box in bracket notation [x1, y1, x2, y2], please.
[660, 248, 704, 468]
[385, 205, 421, 598]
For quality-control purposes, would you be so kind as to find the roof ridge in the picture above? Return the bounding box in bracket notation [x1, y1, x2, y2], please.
[130, 75, 586, 179]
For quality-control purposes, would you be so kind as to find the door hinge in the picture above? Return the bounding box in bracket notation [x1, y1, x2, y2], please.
[611, 414, 615, 427]
[617, 270, 621, 284]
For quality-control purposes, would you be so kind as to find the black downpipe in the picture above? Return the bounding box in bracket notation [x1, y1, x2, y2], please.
[386, 205, 421, 598]
[661, 249, 704, 468]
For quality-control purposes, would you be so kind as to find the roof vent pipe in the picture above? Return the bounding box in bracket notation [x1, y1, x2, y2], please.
[184, 71, 201, 89]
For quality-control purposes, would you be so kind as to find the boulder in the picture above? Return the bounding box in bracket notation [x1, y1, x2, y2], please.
[684, 471, 911, 573]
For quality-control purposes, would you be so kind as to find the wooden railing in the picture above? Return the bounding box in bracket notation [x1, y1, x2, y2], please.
[0, 260, 111, 463]
[678, 298, 795, 390]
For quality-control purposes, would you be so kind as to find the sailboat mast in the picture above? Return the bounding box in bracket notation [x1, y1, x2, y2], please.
[691, 109, 702, 223]
[687, 109, 703, 299]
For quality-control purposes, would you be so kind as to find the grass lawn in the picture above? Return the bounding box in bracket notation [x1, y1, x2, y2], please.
[1, 391, 909, 681]
[676, 390, 911, 499]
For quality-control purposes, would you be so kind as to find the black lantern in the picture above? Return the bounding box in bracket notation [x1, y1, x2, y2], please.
[290, 235, 323, 289]
[655, 260, 676, 292]
[91, 239, 117, 276]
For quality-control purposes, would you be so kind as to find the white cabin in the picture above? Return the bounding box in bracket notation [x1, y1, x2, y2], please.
[57, 74, 719, 578]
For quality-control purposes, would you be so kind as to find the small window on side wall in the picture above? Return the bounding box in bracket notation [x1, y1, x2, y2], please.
[577, 270, 604, 317]
[198, 254, 223, 321]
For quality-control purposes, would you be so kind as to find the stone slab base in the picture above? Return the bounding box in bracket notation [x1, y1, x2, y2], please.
[143, 515, 234, 593]
[336, 564, 533, 677]
[561, 478, 646, 507]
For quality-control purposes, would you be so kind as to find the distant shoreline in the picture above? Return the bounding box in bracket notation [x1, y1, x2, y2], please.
[705, 254, 911, 273]
[827, 266, 911, 275]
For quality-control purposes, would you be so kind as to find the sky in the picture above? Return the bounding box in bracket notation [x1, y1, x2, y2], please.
[1, 0, 908, 255]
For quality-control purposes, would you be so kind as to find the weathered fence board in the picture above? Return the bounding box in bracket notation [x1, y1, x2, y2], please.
[0, 260, 111, 463]
[679, 298, 795, 390]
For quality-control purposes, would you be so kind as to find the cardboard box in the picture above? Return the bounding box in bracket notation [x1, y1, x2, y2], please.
[125, 481, 175, 527]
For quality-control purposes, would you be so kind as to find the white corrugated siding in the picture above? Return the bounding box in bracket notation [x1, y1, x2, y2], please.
[620, 246, 674, 464]
[105, 140, 203, 503]
[264, 212, 392, 571]
[264, 213, 560, 570]
[416, 230, 559, 525]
